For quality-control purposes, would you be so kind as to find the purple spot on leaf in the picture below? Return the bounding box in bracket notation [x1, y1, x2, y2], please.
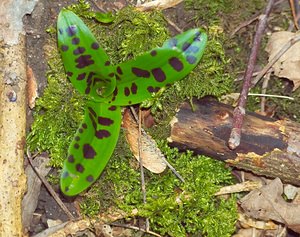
[109, 106, 117, 111]
[105, 61, 110, 66]
[68, 155, 75, 163]
[117, 66, 123, 75]
[131, 83, 137, 94]
[85, 86, 91, 94]
[61, 45, 69, 52]
[75, 55, 94, 68]
[83, 144, 96, 159]
[91, 42, 99, 49]
[67, 71, 73, 77]
[86, 175, 94, 182]
[75, 136, 80, 141]
[109, 72, 115, 77]
[76, 164, 84, 173]
[182, 42, 191, 51]
[151, 68, 166, 82]
[74, 143, 80, 149]
[82, 123, 87, 129]
[77, 73, 86, 80]
[72, 37, 80, 45]
[95, 130, 111, 139]
[169, 57, 183, 72]
[73, 47, 86, 55]
[147, 86, 160, 93]
[66, 25, 77, 37]
[79, 128, 84, 133]
[88, 107, 97, 117]
[98, 116, 114, 126]
[186, 55, 197, 64]
[150, 50, 157, 56]
[124, 87, 130, 96]
[132, 67, 150, 78]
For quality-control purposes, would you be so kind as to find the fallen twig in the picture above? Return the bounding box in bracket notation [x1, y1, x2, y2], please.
[26, 149, 76, 220]
[228, 0, 275, 149]
[110, 222, 163, 237]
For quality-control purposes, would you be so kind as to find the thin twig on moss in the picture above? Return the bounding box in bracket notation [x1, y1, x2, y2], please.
[228, 0, 275, 149]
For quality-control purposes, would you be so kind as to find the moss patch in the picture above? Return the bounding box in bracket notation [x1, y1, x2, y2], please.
[27, 1, 237, 236]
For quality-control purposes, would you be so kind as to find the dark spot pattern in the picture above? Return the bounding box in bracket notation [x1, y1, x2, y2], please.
[91, 42, 99, 49]
[76, 164, 85, 173]
[98, 116, 114, 126]
[82, 123, 87, 129]
[95, 130, 111, 139]
[105, 61, 110, 66]
[88, 107, 97, 117]
[152, 68, 166, 82]
[79, 128, 84, 133]
[65, 187, 69, 192]
[186, 55, 197, 64]
[109, 106, 117, 111]
[67, 71, 73, 77]
[85, 87, 91, 94]
[182, 42, 191, 51]
[77, 73, 86, 81]
[75, 55, 94, 69]
[147, 86, 160, 93]
[169, 57, 184, 72]
[83, 144, 96, 159]
[73, 47, 86, 55]
[74, 143, 80, 149]
[89, 113, 97, 130]
[109, 73, 115, 78]
[62, 171, 69, 178]
[72, 37, 80, 45]
[61, 45, 69, 52]
[68, 155, 75, 163]
[116, 66, 123, 75]
[58, 28, 63, 35]
[66, 25, 77, 37]
[124, 87, 130, 96]
[132, 67, 150, 78]
[150, 50, 157, 56]
[131, 83, 137, 94]
[116, 75, 121, 81]
[86, 175, 94, 182]
[75, 136, 80, 141]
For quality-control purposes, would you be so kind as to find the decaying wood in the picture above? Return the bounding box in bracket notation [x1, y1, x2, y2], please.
[0, 0, 38, 235]
[168, 97, 300, 186]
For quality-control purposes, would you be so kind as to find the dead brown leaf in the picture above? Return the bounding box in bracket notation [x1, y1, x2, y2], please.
[123, 109, 166, 174]
[266, 31, 300, 90]
[240, 177, 300, 233]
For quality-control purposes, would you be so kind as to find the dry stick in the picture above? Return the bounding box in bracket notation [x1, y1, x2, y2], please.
[129, 107, 185, 182]
[26, 149, 75, 220]
[228, 0, 275, 149]
[110, 223, 162, 237]
[251, 33, 300, 86]
[260, 70, 272, 113]
[138, 107, 150, 231]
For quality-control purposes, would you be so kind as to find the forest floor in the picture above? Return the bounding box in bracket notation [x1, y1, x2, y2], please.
[23, 0, 300, 236]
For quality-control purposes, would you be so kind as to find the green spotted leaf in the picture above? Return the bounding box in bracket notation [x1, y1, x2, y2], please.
[57, 10, 116, 101]
[106, 29, 207, 105]
[60, 101, 121, 196]
[57, 10, 207, 196]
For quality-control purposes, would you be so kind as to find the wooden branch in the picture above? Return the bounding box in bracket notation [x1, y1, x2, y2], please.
[168, 97, 300, 186]
[0, 0, 38, 235]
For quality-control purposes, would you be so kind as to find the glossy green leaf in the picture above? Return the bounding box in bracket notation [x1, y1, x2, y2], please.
[57, 10, 207, 196]
[105, 29, 207, 105]
[60, 101, 121, 196]
[57, 10, 116, 101]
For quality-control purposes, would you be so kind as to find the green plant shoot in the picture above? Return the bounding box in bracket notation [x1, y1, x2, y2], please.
[57, 9, 207, 196]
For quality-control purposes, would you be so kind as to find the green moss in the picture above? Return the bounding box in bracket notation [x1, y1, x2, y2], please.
[82, 142, 237, 236]
[27, 2, 237, 236]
